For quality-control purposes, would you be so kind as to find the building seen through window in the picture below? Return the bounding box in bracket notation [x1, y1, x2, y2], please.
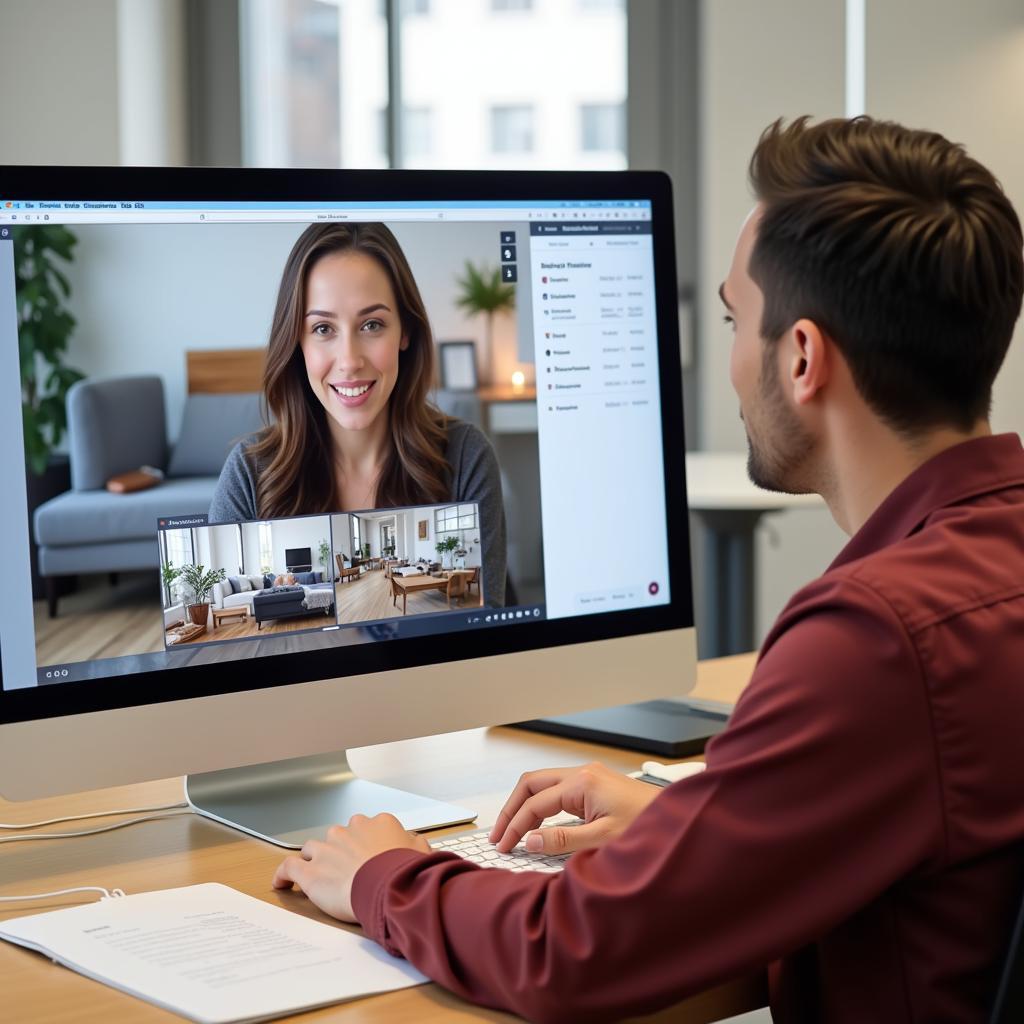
[244, 0, 625, 170]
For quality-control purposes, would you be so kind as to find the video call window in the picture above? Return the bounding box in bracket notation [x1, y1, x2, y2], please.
[3, 196, 668, 692]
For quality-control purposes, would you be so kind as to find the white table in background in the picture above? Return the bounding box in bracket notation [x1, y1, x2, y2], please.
[685, 452, 820, 657]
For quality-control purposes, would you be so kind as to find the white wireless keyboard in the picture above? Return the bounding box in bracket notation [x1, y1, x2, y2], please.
[430, 821, 582, 873]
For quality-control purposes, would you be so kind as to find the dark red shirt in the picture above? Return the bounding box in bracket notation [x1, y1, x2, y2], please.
[352, 433, 1024, 1023]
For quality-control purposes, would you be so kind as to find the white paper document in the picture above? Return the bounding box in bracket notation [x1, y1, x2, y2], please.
[0, 882, 427, 1023]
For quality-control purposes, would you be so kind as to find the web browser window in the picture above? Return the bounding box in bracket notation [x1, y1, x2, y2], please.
[0, 198, 668, 691]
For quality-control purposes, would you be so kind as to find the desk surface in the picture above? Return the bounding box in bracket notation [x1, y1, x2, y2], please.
[1, 653, 764, 1024]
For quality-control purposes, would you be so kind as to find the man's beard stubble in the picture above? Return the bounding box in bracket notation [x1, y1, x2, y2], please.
[744, 347, 816, 495]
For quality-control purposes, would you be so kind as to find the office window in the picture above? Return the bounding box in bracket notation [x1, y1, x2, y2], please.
[580, 103, 624, 153]
[380, 0, 430, 13]
[258, 523, 273, 573]
[403, 107, 433, 160]
[244, 0, 387, 169]
[435, 504, 477, 535]
[243, 0, 626, 170]
[162, 529, 194, 605]
[351, 517, 361, 559]
[491, 105, 534, 154]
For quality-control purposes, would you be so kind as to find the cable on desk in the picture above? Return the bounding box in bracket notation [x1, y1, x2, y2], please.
[0, 801, 188, 830]
[0, 886, 126, 904]
[0, 810, 192, 844]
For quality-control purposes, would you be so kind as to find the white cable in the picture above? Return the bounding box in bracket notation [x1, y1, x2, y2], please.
[0, 886, 126, 903]
[0, 801, 188, 830]
[0, 810, 191, 844]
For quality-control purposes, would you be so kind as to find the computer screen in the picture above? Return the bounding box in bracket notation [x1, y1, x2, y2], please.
[0, 167, 694, 820]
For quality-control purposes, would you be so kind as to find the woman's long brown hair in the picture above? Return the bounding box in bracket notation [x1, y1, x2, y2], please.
[250, 223, 451, 517]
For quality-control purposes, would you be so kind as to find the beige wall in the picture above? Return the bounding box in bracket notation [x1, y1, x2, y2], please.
[0, 0, 120, 164]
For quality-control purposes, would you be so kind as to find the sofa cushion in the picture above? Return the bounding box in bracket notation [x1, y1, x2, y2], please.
[294, 571, 321, 585]
[223, 591, 255, 611]
[167, 393, 264, 479]
[67, 376, 169, 491]
[34, 477, 219, 547]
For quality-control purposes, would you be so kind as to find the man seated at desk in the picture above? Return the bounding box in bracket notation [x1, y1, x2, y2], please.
[272, 117, 1024, 1023]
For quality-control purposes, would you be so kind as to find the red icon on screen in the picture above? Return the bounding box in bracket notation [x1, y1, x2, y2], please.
[648, 582, 659, 595]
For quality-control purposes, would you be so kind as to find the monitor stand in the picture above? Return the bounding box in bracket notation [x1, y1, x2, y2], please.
[512, 699, 729, 759]
[185, 750, 476, 849]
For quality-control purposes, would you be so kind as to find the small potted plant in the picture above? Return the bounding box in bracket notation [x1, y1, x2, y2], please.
[455, 261, 515, 383]
[175, 564, 227, 628]
[435, 535, 460, 569]
[318, 537, 331, 581]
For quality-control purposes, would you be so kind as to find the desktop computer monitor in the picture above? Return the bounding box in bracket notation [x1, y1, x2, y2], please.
[0, 166, 695, 847]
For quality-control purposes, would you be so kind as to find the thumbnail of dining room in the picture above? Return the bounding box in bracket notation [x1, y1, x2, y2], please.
[331, 502, 484, 624]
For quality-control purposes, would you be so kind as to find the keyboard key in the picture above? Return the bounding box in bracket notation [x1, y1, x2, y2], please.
[429, 819, 585, 874]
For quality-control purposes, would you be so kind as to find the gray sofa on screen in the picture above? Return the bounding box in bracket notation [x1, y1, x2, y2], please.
[34, 375, 264, 617]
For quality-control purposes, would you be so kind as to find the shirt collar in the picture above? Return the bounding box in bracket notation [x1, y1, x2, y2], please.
[828, 433, 1024, 572]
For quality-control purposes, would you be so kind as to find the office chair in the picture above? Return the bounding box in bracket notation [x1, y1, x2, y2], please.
[990, 884, 1024, 1024]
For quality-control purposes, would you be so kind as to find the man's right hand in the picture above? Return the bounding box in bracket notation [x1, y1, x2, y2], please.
[488, 762, 659, 855]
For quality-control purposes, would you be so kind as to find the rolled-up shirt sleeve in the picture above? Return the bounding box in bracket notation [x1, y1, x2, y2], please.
[352, 575, 944, 1023]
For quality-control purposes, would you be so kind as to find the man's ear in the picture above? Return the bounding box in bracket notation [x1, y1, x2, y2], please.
[787, 318, 830, 406]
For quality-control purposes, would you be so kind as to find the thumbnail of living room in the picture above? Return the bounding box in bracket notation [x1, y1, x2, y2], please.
[161, 516, 337, 649]
[331, 503, 484, 624]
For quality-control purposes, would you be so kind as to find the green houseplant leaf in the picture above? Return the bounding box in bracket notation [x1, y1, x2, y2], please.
[454, 262, 515, 365]
[13, 225, 85, 475]
[176, 564, 227, 606]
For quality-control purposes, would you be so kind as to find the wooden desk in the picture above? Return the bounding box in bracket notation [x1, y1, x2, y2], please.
[0, 653, 765, 1023]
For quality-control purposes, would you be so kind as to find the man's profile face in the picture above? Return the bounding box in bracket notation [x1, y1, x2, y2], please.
[722, 208, 815, 493]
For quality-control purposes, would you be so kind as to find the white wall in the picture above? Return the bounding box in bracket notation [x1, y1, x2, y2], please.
[412, 509, 436, 563]
[330, 514, 350, 564]
[698, 0, 848, 646]
[866, 0, 1024, 437]
[269, 515, 331, 576]
[0, 0, 120, 165]
[207, 524, 242, 575]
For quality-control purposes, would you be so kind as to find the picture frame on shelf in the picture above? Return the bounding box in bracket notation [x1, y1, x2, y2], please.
[438, 340, 478, 391]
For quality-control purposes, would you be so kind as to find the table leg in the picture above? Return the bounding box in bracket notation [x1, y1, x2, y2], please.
[695, 508, 765, 658]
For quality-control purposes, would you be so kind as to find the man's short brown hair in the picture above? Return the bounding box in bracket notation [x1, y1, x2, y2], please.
[748, 117, 1023, 432]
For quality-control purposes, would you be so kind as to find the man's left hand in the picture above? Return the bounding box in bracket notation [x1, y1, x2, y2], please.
[272, 813, 430, 923]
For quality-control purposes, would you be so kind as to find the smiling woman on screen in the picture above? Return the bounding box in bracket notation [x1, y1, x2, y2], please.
[209, 222, 506, 604]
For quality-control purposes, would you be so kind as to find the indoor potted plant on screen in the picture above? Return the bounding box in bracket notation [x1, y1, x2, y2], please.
[435, 535, 459, 569]
[175, 564, 227, 628]
[15, 224, 86, 598]
[454, 261, 515, 384]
